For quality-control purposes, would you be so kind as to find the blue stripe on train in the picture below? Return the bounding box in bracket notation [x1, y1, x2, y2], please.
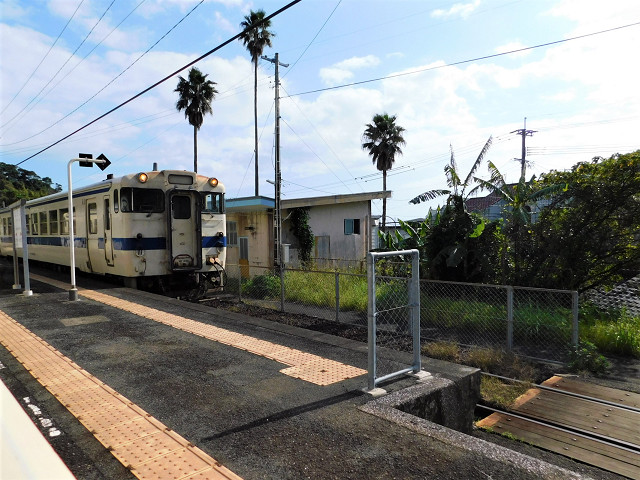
[18, 236, 225, 250]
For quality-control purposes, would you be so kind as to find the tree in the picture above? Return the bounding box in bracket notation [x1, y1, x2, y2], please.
[361, 113, 406, 232]
[527, 151, 640, 292]
[0, 162, 61, 207]
[175, 67, 218, 173]
[472, 161, 566, 284]
[407, 137, 492, 281]
[239, 9, 274, 196]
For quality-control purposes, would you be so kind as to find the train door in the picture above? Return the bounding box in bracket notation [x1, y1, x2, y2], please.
[168, 191, 201, 270]
[103, 196, 114, 266]
[86, 199, 99, 272]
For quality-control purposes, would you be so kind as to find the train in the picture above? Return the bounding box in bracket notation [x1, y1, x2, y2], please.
[0, 168, 227, 298]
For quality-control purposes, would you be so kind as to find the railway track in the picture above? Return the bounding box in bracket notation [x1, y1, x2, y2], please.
[477, 373, 640, 479]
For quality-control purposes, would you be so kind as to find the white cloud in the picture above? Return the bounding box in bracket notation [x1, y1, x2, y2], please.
[494, 41, 530, 58]
[431, 0, 480, 19]
[319, 55, 380, 86]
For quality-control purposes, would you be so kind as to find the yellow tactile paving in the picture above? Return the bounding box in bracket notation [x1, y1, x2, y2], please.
[30, 274, 366, 385]
[0, 310, 242, 480]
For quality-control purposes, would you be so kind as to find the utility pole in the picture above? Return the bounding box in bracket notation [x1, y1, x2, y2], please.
[262, 53, 288, 267]
[511, 117, 536, 182]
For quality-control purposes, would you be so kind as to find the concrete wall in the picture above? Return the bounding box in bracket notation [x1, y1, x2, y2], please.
[226, 210, 273, 267]
[282, 201, 372, 267]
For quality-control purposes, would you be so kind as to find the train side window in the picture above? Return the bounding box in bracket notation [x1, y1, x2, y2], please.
[25, 215, 30, 235]
[120, 187, 164, 213]
[1, 217, 5, 236]
[114, 189, 119, 213]
[49, 210, 58, 235]
[60, 208, 69, 235]
[172, 195, 191, 219]
[8, 216, 12, 236]
[88, 203, 98, 234]
[39, 211, 48, 235]
[104, 199, 110, 230]
[31, 213, 38, 235]
[202, 193, 223, 213]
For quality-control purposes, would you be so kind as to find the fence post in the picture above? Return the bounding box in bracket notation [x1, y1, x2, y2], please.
[571, 291, 579, 346]
[335, 271, 340, 323]
[506, 286, 514, 351]
[367, 253, 376, 391]
[410, 251, 421, 373]
[279, 265, 285, 312]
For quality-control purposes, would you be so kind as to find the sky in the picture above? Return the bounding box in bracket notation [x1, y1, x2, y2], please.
[1, 0, 639, 223]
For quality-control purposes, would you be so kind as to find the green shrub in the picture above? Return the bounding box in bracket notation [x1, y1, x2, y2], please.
[567, 341, 610, 374]
[242, 274, 280, 299]
[581, 310, 640, 358]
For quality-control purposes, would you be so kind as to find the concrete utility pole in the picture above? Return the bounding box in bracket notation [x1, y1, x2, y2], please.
[261, 53, 288, 267]
[511, 117, 537, 182]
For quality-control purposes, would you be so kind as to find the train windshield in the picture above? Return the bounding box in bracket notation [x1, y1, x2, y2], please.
[202, 192, 224, 214]
[120, 187, 165, 213]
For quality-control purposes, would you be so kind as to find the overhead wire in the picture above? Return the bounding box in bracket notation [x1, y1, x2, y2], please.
[3, 0, 148, 133]
[5, 0, 206, 148]
[1, 0, 117, 133]
[12, 0, 302, 166]
[1, 0, 86, 116]
[286, 20, 640, 98]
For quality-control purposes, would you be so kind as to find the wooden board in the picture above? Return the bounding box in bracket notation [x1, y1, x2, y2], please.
[478, 413, 640, 479]
[542, 375, 640, 409]
[477, 377, 640, 478]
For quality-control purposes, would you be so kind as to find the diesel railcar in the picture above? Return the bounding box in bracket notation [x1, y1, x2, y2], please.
[0, 169, 226, 296]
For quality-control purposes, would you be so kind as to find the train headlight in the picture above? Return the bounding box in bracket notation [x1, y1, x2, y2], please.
[208, 177, 218, 187]
[206, 255, 218, 265]
[137, 173, 148, 183]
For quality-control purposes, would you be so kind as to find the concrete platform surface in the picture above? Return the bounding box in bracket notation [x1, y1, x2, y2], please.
[0, 266, 613, 479]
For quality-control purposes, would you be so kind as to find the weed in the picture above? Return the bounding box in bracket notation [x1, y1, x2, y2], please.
[567, 340, 610, 374]
[422, 341, 460, 362]
[480, 376, 531, 409]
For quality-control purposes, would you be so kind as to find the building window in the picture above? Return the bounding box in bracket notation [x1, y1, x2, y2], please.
[226, 221, 238, 246]
[344, 218, 360, 235]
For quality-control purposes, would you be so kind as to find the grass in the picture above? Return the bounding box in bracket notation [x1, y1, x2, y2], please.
[480, 376, 532, 410]
[241, 271, 640, 359]
[581, 310, 640, 358]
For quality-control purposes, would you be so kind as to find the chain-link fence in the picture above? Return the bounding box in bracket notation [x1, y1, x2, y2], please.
[222, 263, 578, 363]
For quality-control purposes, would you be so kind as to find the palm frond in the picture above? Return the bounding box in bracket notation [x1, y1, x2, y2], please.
[409, 189, 450, 205]
[463, 135, 492, 188]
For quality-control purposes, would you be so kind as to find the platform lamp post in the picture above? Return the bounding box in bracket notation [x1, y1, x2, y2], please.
[67, 153, 110, 301]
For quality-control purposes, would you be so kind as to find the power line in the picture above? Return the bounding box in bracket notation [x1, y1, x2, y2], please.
[6, 0, 206, 148]
[2, 0, 147, 133]
[286, 20, 640, 98]
[1, 0, 117, 133]
[1, 0, 86, 116]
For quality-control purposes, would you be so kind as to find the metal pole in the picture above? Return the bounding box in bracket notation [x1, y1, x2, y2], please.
[367, 252, 376, 390]
[67, 157, 106, 301]
[67, 159, 78, 301]
[19, 203, 32, 296]
[11, 203, 22, 290]
[335, 271, 340, 323]
[506, 286, 514, 351]
[411, 251, 421, 373]
[571, 291, 579, 346]
[279, 264, 285, 312]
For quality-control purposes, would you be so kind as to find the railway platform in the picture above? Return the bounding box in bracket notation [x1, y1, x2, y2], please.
[0, 265, 620, 479]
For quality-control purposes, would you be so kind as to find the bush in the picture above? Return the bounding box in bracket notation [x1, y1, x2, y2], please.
[581, 309, 640, 358]
[567, 341, 610, 375]
[242, 274, 280, 299]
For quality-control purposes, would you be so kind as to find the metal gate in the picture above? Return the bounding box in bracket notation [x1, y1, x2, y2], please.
[367, 249, 421, 390]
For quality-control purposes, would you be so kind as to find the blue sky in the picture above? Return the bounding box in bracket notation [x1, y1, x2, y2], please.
[1, 0, 639, 222]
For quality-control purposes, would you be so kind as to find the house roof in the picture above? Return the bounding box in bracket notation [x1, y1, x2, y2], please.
[226, 196, 274, 212]
[281, 191, 390, 209]
[465, 191, 502, 212]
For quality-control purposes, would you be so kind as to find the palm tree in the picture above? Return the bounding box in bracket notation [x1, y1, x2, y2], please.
[410, 135, 493, 208]
[175, 67, 218, 173]
[362, 113, 406, 232]
[239, 9, 275, 196]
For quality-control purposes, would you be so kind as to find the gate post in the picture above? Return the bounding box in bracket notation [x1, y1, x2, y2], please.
[367, 253, 376, 391]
